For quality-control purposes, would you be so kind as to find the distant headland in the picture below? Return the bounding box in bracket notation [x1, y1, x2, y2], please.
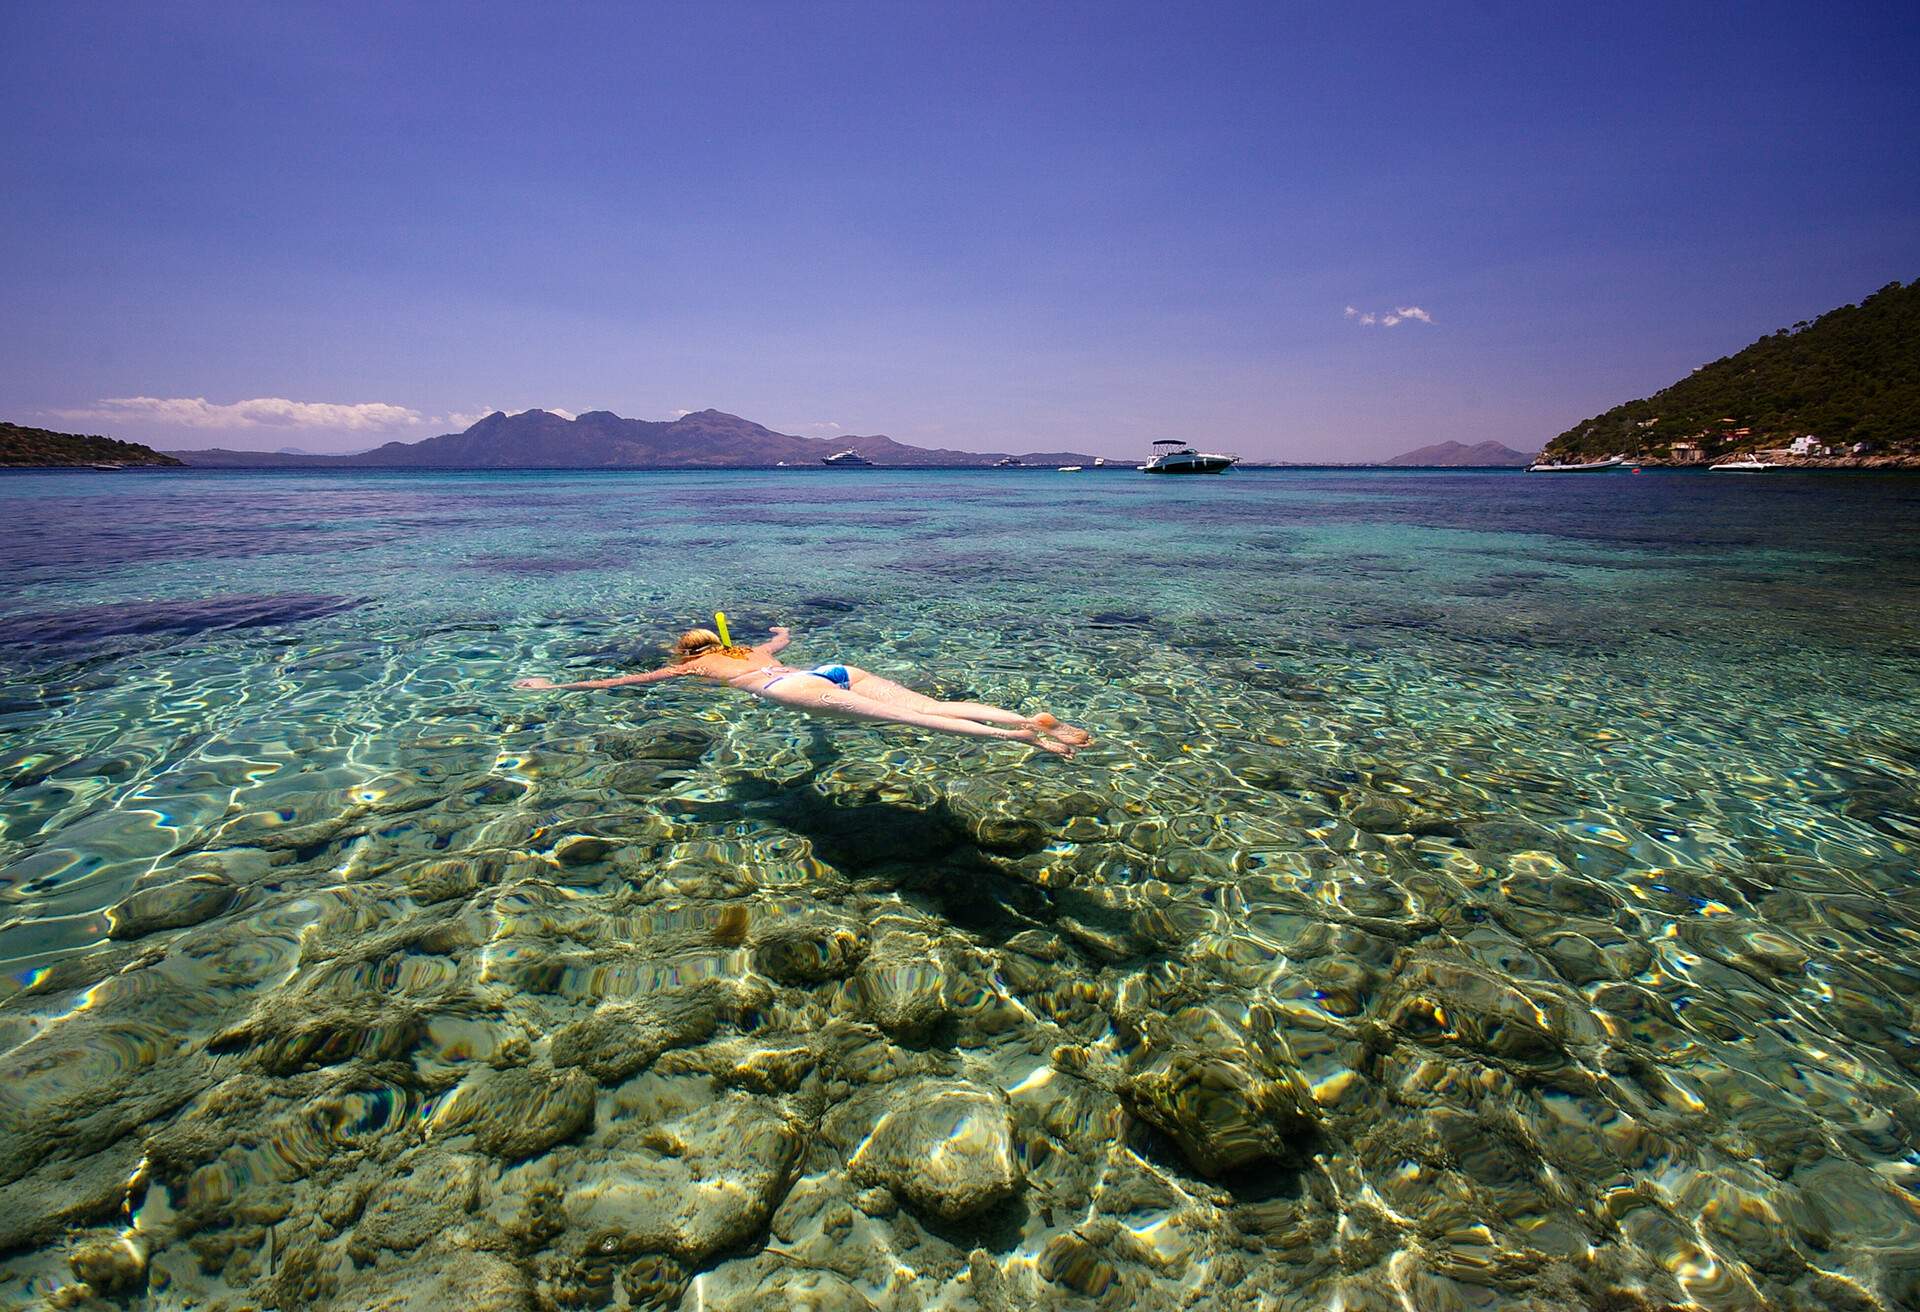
[1540, 278, 1919, 468]
[1382, 440, 1531, 467]
[0, 421, 183, 468]
[159, 410, 1099, 470]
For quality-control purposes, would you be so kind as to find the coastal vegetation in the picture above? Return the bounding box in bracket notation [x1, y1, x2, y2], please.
[0, 421, 183, 467]
[1543, 278, 1920, 462]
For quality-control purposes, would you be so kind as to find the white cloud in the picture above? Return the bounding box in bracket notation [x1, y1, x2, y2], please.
[53, 395, 433, 430]
[1345, 304, 1434, 328]
[803, 421, 843, 433]
[672, 408, 693, 418]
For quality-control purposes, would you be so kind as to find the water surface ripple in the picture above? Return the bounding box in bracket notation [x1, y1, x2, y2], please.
[1, 467, 1917, 1310]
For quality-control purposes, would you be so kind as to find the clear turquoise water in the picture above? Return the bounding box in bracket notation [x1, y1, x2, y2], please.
[1, 467, 1917, 1309]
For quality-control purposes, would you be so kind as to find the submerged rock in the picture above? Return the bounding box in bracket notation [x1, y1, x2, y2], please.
[601, 721, 717, 763]
[348, 1151, 485, 1261]
[845, 1079, 1020, 1222]
[1121, 1051, 1319, 1177]
[753, 919, 868, 985]
[1038, 1231, 1124, 1301]
[209, 992, 426, 1075]
[1382, 954, 1599, 1067]
[621, 1254, 691, 1310]
[566, 1095, 803, 1262]
[400, 856, 486, 903]
[105, 874, 238, 939]
[549, 981, 746, 1083]
[691, 1261, 878, 1311]
[68, 1234, 148, 1296]
[328, 1249, 531, 1312]
[849, 939, 953, 1040]
[944, 780, 1049, 853]
[554, 834, 615, 865]
[433, 1065, 595, 1160]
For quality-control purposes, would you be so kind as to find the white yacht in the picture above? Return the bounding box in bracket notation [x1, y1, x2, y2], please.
[1092, 457, 1106, 467]
[1709, 456, 1776, 472]
[1139, 439, 1237, 474]
[1058, 465, 1083, 472]
[1527, 455, 1625, 473]
[993, 455, 1023, 467]
[822, 449, 874, 467]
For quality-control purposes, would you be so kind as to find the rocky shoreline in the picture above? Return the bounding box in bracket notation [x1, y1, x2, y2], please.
[1627, 452, 1920, 470]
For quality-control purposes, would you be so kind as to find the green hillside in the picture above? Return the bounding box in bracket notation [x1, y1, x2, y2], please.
[0, 421, 183, 467]
[1543, 279, 1920, 461]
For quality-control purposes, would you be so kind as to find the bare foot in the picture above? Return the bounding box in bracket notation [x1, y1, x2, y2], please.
[1023, 730, 1077, 759]
[1032, 712, 1093, 746]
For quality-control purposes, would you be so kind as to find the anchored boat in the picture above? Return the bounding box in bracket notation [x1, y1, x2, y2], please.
[1526, 455, 1625, 473]
[1709, 457, 1777, 472]
[1138, 439, 1237, 474]
[821, 449, 874, 467]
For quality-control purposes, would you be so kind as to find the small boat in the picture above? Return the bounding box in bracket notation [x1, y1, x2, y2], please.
[822, 449, 873, 467]
[1709, 457, 1776, 472]
[1139, 439, 1237, 474]
[993, 456, 1023, 467]
[1092, 457, 1106, 467]
[87, 463, 127, 471]
[1526, 455, 1625, 473]
[1058, 465, 1083, 472]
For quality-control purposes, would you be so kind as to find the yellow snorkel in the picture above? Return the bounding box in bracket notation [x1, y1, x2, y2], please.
[713, 611, 751, 658]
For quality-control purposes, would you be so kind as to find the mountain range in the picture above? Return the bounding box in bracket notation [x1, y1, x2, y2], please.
[166, 409, 1098, 468]
[1382, 440, 1532, 467]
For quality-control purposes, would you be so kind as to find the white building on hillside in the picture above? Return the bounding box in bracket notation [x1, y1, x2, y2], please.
[1789, 435, 1830, 456]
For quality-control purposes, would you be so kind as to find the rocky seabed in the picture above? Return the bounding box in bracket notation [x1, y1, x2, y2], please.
[3, 694, 1919, 1312]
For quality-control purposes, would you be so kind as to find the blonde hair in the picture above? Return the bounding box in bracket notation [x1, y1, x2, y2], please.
[672, 628, 749, 663]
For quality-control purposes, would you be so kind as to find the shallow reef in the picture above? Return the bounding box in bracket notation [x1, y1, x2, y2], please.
[3, 670, 1919, 1312]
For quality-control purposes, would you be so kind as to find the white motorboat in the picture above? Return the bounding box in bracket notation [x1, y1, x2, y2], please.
[1526, 455, 1625, 473]
[1092, 457, 1106, 467]
[993, 455, 1023, 467]
[1138, 439, 1237, 474]
[1058, 465, 1083, 472]
[1709, 457, 1776, 472]
[822, 449, 873, 466]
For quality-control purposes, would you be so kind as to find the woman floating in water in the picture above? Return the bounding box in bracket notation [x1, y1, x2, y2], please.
[515, 625, 1092, 758]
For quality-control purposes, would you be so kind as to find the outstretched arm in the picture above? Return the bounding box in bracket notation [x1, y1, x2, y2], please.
[752, 625, 792, 658]
[515, 666, 687, 691]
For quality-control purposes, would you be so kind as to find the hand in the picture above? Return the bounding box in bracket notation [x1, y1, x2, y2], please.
[514, 677, 555, 690]
[769, 625, 790, 636]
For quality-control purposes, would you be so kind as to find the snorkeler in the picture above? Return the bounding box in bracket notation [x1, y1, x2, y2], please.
[514, 625, 1093, 758]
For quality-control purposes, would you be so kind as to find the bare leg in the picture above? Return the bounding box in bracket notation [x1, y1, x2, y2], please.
[846, 669, 1093, 744]
[752, 679, 1075, 757]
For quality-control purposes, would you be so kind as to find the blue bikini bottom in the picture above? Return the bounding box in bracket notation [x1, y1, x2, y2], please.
[806, 663, 851, 689]
[760, 663, 852, 692]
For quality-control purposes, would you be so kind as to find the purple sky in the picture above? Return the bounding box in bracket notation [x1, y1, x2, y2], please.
[3, 3, 1916, 459]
